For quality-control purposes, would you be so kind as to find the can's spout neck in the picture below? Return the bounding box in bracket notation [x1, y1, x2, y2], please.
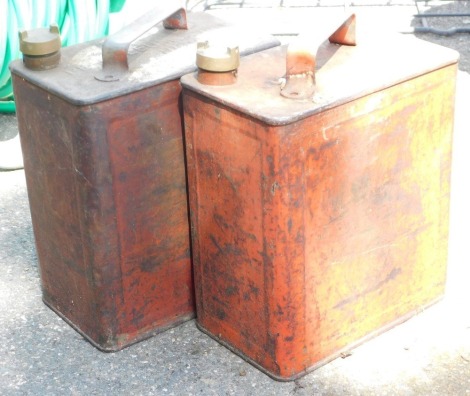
[281, 13, 357, 100]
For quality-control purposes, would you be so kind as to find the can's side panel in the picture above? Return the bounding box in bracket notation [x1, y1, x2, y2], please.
[183, 63, 456, 380]
[184, 91, 278, 370]
[299, 64, 455, 368]
[13, 75, 194, 350]
[13, 75, 116, 345]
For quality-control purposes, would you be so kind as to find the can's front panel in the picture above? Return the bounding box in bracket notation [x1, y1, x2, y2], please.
[183, 64, 455, 380]
[14, 76, 194, 350]
[185, 99, 278, 370]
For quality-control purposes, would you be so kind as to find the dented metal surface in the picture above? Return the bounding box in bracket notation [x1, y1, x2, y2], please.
[10, 10, 279, 351]
[182, 34, 458, 380]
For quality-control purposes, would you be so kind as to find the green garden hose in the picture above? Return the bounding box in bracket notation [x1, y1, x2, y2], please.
[1, 0, 121, 113]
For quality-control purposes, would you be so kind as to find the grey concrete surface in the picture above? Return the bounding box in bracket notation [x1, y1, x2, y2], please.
[1, 2, 470, 395]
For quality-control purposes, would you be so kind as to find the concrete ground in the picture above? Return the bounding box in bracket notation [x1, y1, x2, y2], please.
[1, 2, 469, 395]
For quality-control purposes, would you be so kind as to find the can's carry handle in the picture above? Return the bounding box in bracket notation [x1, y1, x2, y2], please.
[95, 1, 187, 82]
[281, 13, 356, 99]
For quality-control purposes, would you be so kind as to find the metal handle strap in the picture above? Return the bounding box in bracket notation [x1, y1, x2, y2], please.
[95, 1, 187, 82]
[281, 13, 356, 99]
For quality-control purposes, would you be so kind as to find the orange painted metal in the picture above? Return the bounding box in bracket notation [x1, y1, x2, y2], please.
[10, 11, 279, 351]
[182, 37, 458, 380]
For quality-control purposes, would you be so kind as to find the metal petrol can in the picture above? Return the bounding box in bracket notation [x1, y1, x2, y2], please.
[181, 14, 458, 380]
[10, 3, 279, 351]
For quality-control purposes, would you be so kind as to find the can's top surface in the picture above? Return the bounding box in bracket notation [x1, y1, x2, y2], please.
[10, 12, 279, 105]
[181, 35, 459, 125]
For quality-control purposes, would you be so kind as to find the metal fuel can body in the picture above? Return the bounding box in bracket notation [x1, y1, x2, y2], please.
[10, 10, 279, 351]
[181, 34, 458, 379]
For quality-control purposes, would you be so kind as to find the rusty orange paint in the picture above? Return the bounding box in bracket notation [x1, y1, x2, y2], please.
[286, 50, 316, 76]
[182, 42, 457, 380]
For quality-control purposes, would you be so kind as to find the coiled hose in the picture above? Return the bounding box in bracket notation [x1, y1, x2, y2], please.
[1, 0, 126, 113]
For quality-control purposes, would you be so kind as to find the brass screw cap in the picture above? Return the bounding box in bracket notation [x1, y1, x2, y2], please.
[19, 24, 61, 70]
[196, 41, 240, 72]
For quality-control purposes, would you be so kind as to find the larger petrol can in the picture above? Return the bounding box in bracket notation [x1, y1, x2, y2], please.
[181, 15, 458, 380]
[10, 4, 279, 351]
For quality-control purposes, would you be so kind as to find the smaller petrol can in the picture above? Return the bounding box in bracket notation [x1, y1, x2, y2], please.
[182, 14, 458, 380]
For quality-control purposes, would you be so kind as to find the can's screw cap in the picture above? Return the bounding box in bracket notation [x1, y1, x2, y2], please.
[19, 24, 61, 56]
[196, 41, 240, 72]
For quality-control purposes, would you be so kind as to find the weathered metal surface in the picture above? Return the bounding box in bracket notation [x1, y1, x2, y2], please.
[182, 36, 458, 380]
[10, 12, 279, 351]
